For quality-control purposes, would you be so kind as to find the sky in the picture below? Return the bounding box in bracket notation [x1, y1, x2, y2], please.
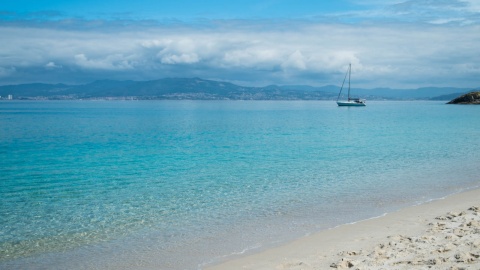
[1, 0, 479, 88]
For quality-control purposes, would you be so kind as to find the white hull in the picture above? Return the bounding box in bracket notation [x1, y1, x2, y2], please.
[337, 100, 366, 106]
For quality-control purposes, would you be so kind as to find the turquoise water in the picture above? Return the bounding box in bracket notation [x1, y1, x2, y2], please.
[1, 100, 479, 269]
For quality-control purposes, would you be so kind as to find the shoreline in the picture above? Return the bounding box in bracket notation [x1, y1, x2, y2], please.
[205, 187, 480, 269]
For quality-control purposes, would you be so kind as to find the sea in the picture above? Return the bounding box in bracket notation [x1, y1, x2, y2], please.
[1, 100, 479, 270]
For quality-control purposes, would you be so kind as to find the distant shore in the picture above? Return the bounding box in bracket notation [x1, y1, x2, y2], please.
[0, 78, 476, 101]
[206, 188, 480, 270]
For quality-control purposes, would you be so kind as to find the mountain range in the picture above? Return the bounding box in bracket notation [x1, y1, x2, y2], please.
[0, 78, 476, 100]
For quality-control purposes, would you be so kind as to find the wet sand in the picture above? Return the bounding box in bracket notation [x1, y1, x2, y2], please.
[206, 188, 480, 270]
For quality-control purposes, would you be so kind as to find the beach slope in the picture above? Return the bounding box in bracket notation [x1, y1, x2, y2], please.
[206, 188, 480, 270]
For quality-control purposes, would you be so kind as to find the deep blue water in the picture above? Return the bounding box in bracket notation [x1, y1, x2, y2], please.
[1, 100, 479, 269]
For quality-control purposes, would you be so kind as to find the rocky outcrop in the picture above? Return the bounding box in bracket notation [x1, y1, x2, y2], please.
[330, 206, 480, 269]
[447, 91, 480, 104]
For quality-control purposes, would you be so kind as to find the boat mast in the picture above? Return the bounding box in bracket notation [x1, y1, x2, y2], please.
[337, 64, 350, 102]
[348, 63, 351, 101]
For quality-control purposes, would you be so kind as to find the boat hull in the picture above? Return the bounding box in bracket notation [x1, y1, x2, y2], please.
[337, 101, 366, 107]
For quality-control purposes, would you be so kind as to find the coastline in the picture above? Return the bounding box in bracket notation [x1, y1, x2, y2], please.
[205, 187, 480, 269]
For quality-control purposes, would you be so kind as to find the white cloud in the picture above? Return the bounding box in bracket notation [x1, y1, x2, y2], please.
[74, 53, 134, 70]
[160, 53, 199, 64]
[151, 38, 201, 64]
[282, 50, 306, 70]
[345, 0, 480, 25]
[45, 62, 62, 69]
[222, 47, 281, 68]
[0, 15, 479, 88]
[463, 0, 480, 12]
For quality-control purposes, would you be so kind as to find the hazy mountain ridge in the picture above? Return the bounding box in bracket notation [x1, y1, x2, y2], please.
[0, 78, 475, 100]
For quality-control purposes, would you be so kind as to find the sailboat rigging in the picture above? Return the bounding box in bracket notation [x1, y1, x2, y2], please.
[336, 64, 366, 106]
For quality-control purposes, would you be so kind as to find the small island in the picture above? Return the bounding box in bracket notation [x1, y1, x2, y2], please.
[447, 91, 480, 104]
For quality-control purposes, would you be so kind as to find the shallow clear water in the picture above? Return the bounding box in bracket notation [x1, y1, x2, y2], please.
[1, 100, 479, 269]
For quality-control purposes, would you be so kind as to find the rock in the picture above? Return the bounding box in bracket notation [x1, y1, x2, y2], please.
[436, 243, 455, 253]
[333, 258, 357, 269]
[466, 220, 480, 227]
[468, 206, 480, 212]
[454, 252, 478, 263]
[337, 250, 361, 256]
[447, 91, 480, 104]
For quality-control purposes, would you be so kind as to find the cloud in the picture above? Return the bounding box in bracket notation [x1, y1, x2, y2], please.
[160, 53, 199, 64]
[0, 67, 16, 78]
[74, 53, 134, 70]
[45, 61, 62, 69]
[222, 47, 282, 69]
[345, 0, 480, 25]
[387, 0, 466, 23]
[282, 50, 306, 70]
[151, 38, 201, 64]
[0, 4, 479, 88]
[463, 0, 480, 12]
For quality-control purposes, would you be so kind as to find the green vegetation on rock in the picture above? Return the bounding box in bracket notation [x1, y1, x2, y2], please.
[447, 91, 480, 104]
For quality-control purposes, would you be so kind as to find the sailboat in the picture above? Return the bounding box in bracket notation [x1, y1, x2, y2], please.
[336, 64, 366, 106]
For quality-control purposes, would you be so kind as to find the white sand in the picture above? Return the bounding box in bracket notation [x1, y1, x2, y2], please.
[206, 188, 480, 270]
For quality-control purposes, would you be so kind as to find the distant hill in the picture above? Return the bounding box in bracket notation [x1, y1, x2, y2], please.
[0, 78, 476, 100]
[430, 92, 468, 101]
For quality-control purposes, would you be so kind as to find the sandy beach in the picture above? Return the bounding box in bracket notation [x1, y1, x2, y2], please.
[206, 188, 480, 270]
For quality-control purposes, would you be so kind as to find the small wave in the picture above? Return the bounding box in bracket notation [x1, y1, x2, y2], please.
[197, 243, 262, 270]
